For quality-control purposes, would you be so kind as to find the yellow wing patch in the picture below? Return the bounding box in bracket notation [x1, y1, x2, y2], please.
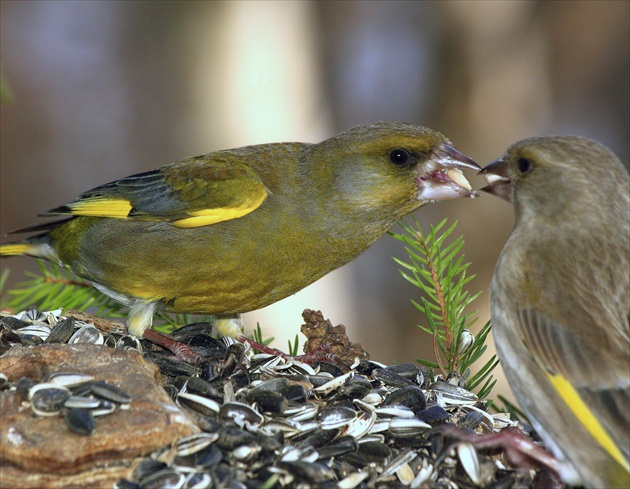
[56, 182, 266, 228]
[547, 372, 629, 471]
[171, 191, 267, 228]
[67, 198, 132, 218]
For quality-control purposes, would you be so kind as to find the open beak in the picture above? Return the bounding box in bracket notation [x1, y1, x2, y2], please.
[479, 158, 512, 202]
[417, 144, 481, 201]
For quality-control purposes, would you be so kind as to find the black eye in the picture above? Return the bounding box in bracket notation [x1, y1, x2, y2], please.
[389, 149, 411, 166]
[517, 157, 533, 174]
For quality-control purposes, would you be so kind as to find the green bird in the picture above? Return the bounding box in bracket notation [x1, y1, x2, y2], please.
[481, 136, 630, 488]
[1, 122, 478, 353]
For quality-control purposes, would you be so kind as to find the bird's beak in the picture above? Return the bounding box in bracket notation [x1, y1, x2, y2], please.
[417, 144, 481, 201]
[479, 158, 512, 202]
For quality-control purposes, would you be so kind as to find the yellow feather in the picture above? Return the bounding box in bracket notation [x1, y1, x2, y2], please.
[68, 199, 132, 218]
[0, 243, 37, 256]
[547, 372, 629, 471]
[171, 193, 266, 228]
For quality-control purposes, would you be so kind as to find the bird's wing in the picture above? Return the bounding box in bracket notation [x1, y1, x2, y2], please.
[42, 158, 268, 228]
[517, 307, 630, 467]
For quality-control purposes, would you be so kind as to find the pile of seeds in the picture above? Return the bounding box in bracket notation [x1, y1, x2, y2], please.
[0, 308, 542, 488]
[8, 372, 132, 435]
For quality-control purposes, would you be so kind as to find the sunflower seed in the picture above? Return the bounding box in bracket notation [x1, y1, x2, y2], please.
[90, 381, 132, 403]
[68, 325, 103, 345]
[175, 433, 219, 457]
[64, 408, 96, 435]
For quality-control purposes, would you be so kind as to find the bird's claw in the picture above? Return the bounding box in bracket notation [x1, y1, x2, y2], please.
[142, 328, 204, 365]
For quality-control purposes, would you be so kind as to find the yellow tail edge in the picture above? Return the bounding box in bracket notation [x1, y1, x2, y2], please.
[0, 243, 37, 257]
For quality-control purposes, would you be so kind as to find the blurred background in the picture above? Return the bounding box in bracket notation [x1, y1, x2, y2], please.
[1, 1, 628, 400]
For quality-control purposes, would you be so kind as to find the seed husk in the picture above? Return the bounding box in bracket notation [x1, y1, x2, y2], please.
[90, 381, 132, 403]
[64, 408, 96, 435]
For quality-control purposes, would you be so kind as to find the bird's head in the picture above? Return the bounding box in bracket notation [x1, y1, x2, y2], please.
[480, 136, 629, 222]
[305, 122, 480, 220]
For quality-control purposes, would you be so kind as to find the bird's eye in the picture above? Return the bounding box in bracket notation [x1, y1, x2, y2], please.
[389, 149, 411, 166]
[517, 157, 533, 174]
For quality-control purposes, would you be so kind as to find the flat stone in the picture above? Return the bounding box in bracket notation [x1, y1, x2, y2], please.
[0, 344, 197, 488]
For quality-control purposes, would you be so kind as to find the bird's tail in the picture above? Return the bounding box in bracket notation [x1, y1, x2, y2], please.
[1, 218, 70, 260]
[0, 235, 58, 262]
[1, 242, 38, 256]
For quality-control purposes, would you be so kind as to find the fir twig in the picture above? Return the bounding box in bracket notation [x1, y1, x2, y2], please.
[1, 260, 125, 317]
[0, 268, 9, 300]
[251, 323, 274, 347]
[391, 218, 497, 399]
[415, 231, 449, 376]
[288, 334, 300, 357]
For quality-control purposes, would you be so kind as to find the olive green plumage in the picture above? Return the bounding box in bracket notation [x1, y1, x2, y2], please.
[481, 136, 630, 488]
[1, 122, 478, 337]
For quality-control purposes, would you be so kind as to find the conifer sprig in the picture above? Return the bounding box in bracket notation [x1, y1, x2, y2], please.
[1, 261, 125, 317]
[391, 218, 497, 399]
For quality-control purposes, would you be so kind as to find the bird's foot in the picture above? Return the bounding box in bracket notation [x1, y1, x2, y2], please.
[237, 334, 290, 359]
[294, 342, 352, 370]
[142, 328, 203, 365]
[438, 425, 564, 488]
